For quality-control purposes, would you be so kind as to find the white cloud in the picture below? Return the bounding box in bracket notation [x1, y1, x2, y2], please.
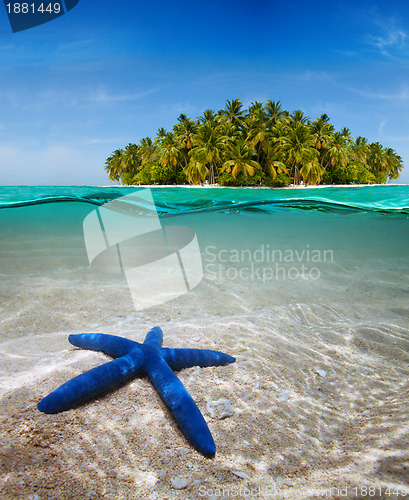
[1, 84, 162, 113]
[166, 101, 197, 117]
[365, 15, 407, 56]
[86, 137, 126, 145]
[377, 120, 387, 135]
[309, 101, 335, 117]
[345, 84, 409, 102]
[57, 40, 94, 51]
[299, 70, 330, 82]
[382, 135, 409, 142]
[89, 86, 161, 103]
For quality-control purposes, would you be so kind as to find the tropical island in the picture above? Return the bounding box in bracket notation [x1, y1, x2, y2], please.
[105, 99, 403, 186]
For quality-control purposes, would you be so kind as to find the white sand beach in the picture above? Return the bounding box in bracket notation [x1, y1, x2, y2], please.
[1, 269, 409, 499]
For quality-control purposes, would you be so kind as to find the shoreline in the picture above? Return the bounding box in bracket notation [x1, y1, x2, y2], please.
[95, 183, 406, 189]
[1, 183, 407, 189]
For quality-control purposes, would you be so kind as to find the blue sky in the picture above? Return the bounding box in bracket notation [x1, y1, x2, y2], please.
[1, 0, 408, 184]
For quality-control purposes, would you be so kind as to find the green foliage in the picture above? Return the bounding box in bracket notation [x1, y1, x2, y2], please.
[331, 163, 360, 184]
[176, 169, 187, 184]
[372, 170, 387, 184]
[356, 165, 376, 184]
[121, 172, 137, 185]
[217, 170, 264, 186]
[105, 99, 403, 186]
[216, 172, 241, 186]
[329, 162, 378, 185]
[132, 165, 153, 185]
[262, 173, 292, 187]
[133, 163, 177, 185]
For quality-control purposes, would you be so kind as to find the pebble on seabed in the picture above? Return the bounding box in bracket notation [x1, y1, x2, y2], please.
[278, 390, 290, 402]
[232, 470, 250, 480]
[206, 398, 234, 419]
[170, 476, 188, 489]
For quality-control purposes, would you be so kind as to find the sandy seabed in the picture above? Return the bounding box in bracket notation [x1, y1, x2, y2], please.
[1, 266, 409, 500]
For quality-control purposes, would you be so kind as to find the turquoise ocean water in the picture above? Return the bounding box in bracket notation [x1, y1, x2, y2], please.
[1, 184, 409, 212]
[1, 184, 408, 327]
[1, 183, 408, 342]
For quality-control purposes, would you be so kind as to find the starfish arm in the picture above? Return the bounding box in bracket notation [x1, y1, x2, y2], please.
[37, 351, 144, 414]
[69, 333, 138, 358]
[162, 348, 236, 371]
[143, 348, 216, 457]
[143, 326, 163, 348]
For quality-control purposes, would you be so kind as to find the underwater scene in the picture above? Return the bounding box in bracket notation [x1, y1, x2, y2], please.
[1, 185, 409, 499]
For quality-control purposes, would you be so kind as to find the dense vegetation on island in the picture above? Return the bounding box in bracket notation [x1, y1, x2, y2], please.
[105, 99, 403, 186]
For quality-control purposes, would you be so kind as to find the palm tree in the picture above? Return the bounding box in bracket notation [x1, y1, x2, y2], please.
[325, 132, 349, 181]
[299, 159, 326, 185]
[384, 147, 403, 180]
[190, 123, 228, 184]
[174, 116, 196, 150]
[280, 124, 318, 185]
[221, 140, 261, 180]
[263, 121, 289, 179]
[261, 142, 288, 181]
[340, 127, 354, 147]
[157, 132, 182, 175]
[351, 136, 370, 164]
[265, 100, 286, 128]
[310, 115, 334, 161]
[139, 137, 158, 167]
[367, 142, 388, 173]
[104, 148, 124, 182]
[174, 116, 197, 167]
[154, 127, 168, 146]
[245, 106, 269, 162]
[198, 109, 216, 125]
[291, 109, 309, 125]
[122, 143, 141, 174]
[220, 98, 245, 129]
[247, 101, 264, 118]
[184, 159, 209, 185]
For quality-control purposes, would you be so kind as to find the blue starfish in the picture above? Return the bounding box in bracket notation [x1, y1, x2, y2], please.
[38, 327, 235, 457]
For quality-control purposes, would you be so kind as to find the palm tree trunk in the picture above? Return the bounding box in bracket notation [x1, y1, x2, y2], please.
[210, 161, 217, 185]
[291, 160, 299, 185]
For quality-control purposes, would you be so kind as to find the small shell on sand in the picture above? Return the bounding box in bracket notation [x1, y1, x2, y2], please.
[278, 390, 290, 402]
[170, 477, 188, 489]
[206, 398, 234, 419]
[232, 470, 250, 480]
